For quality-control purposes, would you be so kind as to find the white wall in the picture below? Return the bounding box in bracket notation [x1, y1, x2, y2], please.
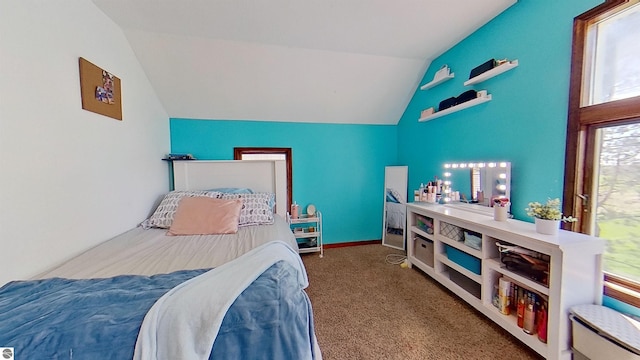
[0, 1, 170, 285]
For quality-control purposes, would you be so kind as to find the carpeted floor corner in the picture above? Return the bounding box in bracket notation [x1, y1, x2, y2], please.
[302, 244, 543, 360]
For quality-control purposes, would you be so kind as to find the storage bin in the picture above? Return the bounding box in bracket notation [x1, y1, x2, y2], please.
[463, 230, 482, 250]
[413, 236, 434, 267]
[445, 245, 481, 275]
[449, 267, 481, 299]
[440, 222, 464, 241]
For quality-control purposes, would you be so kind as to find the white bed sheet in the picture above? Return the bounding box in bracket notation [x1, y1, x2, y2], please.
[35, 215, 297, 280]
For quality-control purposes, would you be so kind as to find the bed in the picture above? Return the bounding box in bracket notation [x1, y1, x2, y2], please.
[0, 160, 322, 359]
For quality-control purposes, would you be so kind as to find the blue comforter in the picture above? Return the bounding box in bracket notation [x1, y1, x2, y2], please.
[0, 261, 314, 359]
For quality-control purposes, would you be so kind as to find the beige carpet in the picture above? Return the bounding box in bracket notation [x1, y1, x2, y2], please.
[301, 244, 543, 360]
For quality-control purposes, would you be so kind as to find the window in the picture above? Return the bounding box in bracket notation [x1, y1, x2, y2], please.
[564, 0, 640, 307]
[234, 147, 292, 212]
[583, 3, 640, 106]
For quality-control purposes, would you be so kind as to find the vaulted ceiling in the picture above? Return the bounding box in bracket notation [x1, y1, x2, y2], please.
[93, 0, 516, 124]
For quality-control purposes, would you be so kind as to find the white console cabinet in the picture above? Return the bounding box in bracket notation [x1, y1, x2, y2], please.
[406, 202, 604, 360]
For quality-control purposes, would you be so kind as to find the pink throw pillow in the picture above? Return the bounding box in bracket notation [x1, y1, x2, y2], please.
[167, 196, 243, 236]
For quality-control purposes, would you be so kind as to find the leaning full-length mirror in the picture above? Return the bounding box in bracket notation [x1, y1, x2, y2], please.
[382, 166, 408, 250]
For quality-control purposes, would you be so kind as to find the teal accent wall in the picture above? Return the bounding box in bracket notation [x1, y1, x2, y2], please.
[397, 0, 601, 220]
[170, 118, 398, 245]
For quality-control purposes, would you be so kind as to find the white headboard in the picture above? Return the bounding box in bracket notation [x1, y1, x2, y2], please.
[172, 160, 288, 217]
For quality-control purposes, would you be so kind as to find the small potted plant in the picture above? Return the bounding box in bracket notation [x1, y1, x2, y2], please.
[525, 198, 577, 235]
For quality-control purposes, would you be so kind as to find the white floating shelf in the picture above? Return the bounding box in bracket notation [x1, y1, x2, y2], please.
[418, 94, 492, 122]
[464, 60, 518, 86]
[420, 73, 455, 90]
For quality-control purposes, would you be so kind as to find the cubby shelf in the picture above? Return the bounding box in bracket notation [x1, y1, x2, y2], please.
[418, 94, 491, 122]
[437, 254, 482, 284]
[420, 73, 455, 90]
[464, 60, 518, 86]
[485, 258, 549, 296]
[405, 202, 604, 360]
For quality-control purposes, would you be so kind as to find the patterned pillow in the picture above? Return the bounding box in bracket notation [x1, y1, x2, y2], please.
[219, 192, 275, 226]
[142, 190, 220, 229]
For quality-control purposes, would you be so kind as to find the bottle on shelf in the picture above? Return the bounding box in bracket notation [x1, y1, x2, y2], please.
[291, 201, 299, 219]
[517, 292, 526, 328]
[498, 277, 511, 315]
[492, 283, 500, 309]
[537, 302, 548, 343]
[523, 294, 536, 334]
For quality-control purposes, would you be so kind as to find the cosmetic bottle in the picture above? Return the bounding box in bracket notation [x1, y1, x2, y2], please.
[498, 278, 510, 315]
[523, 295, 536, 334]
[537, 303, 548, 343]
[517, 295, 525, 328]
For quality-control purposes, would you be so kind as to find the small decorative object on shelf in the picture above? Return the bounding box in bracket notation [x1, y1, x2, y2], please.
[306, 204, 316, 216]
[525, 198, 577, 235]
[420, 65, 454, 90]
[469, 59, 499, 79]
[493, 198, 510, 221]
[163, 153, 195, 161]
[420, 107, 434, 118]
[418, 91, 491, 122]
[464, 59, 519, 86]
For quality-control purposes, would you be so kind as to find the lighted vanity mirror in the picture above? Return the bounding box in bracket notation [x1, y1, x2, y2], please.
[443, 162, 511, 207]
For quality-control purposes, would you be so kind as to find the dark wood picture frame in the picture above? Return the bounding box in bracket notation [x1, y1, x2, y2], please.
[79, 57, 122, 120]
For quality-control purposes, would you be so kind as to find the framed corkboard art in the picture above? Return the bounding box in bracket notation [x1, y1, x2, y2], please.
[79, 57, 122, 120]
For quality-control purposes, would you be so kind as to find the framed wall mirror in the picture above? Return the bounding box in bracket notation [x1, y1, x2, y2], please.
[382, 166, 408, 250]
